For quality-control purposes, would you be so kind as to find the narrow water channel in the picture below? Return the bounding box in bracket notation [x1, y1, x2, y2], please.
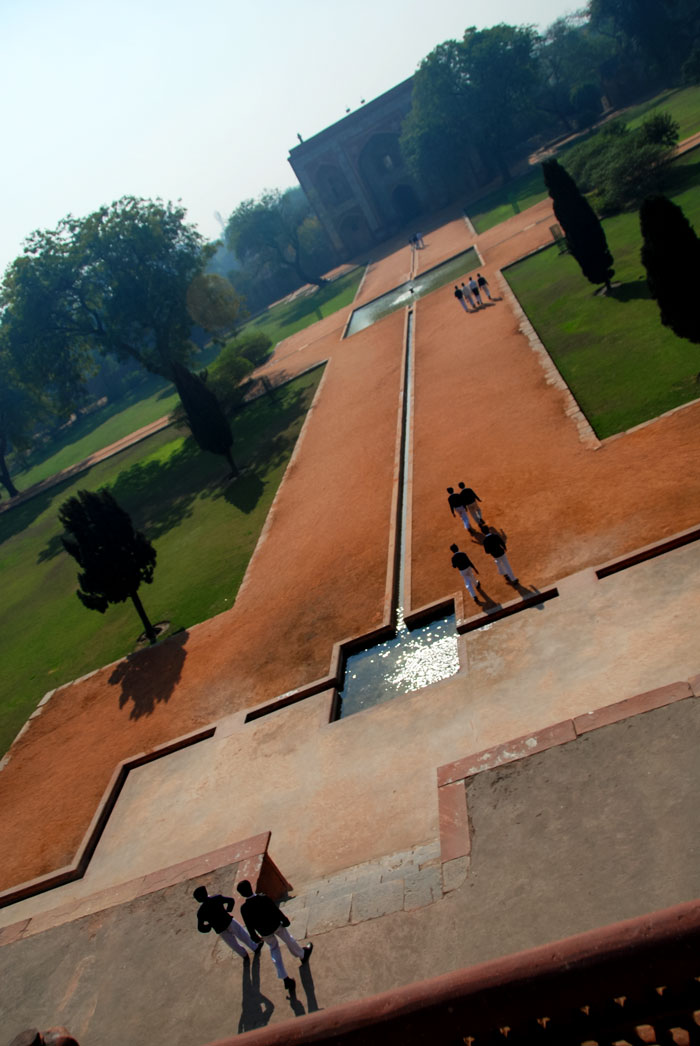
[338, 308, 460, 717]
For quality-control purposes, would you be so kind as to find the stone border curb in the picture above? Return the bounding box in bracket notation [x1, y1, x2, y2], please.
[0, 832, 290, 948]
[436, 674, 699, 865]
[0, 725, 216, 910]
[498, 267, 601, 450]
[595, 522, 700, 579]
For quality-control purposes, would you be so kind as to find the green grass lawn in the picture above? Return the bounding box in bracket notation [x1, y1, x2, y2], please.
[468, 85, 700, 235]
[504, 151, 700, 438]
[7, 268, 363, 495]
[0, 367, 322, 756]
[244, 266, 364, 345]
[623, 84, 700, 140]
[469, 166, 550, 234]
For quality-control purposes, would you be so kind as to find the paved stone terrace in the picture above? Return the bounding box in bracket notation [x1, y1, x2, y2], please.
[2, 698, 698, 1044]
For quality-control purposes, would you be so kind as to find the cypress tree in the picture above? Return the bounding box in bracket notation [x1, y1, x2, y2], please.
[172, 362, 239, 477]
[59, 489, 158, 644]
[640, 194, 700, 344]
[542, 158, 615, 291]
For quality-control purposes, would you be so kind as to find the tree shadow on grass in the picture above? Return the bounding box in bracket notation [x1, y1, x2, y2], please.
[222, 471, 266, 513]
[37, 532, 65, 563]
[109, 629, 188, 720]
[609, 279, 652, 303]
[1, 474, 76, 546]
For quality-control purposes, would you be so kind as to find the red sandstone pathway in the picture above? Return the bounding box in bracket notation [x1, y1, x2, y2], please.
[2, 196, 700, 893]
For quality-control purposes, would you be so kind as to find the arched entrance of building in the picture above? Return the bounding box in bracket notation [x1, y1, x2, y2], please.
[339, 211, 374, 254]
[391, 183, 421, 222]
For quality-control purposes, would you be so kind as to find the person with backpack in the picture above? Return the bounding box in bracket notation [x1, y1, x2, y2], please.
[480, 524, 518, 585]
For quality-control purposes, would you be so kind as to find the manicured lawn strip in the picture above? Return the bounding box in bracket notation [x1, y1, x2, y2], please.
[468, 86, 700, 235]
[504, 154, 700, 438]
[7, 269, 362, 495]
[468, 166, 549, 234]
[244, 267, 364, 345]
[622, 85, 700, 140]
[0, 368, 322, 756]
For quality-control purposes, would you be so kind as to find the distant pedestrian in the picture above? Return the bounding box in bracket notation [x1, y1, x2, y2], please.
[460, 282, 476, 309]
[451, 543, 481, 601]
[468, 276, 482, 307]
[237, 879, 312, 992]
[477, 273, 493, 300]
[447, 486, 471, 529]
[454, 285, 469, 314]
[457, 482, 483, 529]
[480, 524, 518, 585]
[193, 885, 260, 959]
[415, 232, 425, 248]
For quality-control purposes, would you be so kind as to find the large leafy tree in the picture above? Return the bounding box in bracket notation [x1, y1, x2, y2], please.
[226, 188, 329, 289]
[2, 197, 208, 386]
[542, 158, 615, 291]
[401, 25, 542, 197]
[640, 195, 700, 345]
[59, 488, 158, 644]
[589, 0, 700, 79]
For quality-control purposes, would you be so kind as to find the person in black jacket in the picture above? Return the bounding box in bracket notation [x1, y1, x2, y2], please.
[450, 544, 480, 600]
[457, 482, 483, 530]
[237, 879, 312, 991]
[193, 885, 259, 959]
[480, 524, 518, 584]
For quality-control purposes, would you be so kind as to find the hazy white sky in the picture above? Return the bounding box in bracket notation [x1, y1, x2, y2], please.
[0, 0, 578, 274]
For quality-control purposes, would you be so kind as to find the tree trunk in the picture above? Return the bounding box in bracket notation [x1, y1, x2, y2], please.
[224, 447, 240, 478]
[0, 439, 19, 498]
[131, 590, 157, 645]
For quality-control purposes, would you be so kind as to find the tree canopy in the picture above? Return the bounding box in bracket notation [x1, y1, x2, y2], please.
[59, 488, 158, 643]
[225, 188, 332, 289]
[2, 197, 209, 385]
[401, 24, 543, 199]
[185, 273, 248, 345]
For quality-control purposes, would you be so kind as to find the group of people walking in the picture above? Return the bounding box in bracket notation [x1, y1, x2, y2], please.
[409, 231, 425, 249]
[447, 483, 518, 600]
[454, 273, 493, 312]
[194, 882, 312, 993]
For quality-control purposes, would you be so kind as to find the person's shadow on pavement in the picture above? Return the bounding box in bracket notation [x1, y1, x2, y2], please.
[286, 980, 306, 1017]
[300, 963, 322, 1014]
[510, 581, 548, 609]
[238, 952, 274, 1033]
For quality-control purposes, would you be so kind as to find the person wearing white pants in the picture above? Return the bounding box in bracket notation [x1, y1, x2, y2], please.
[481, 525, 518, 585]
[447, 486, 470, 529]
[450, 544, 481, 601]
[238, 879, 313, 991]
[193, 885, 259, 959]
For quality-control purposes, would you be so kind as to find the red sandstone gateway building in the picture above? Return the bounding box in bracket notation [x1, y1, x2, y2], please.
[288, 79, 425, 257]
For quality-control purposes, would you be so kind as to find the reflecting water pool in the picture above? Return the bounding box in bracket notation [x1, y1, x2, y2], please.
[338, 613, 460, 718]
[345, 247, 478, 336]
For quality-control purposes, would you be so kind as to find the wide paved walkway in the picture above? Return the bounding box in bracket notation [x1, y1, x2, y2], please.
[2, 195, 700, 897]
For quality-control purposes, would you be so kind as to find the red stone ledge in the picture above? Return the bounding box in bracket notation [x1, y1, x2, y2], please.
[0, 832, 290, 947]
[0, 725, 216, 910]
[573, 681, 693, 734]
[200, 898, 700, 1046]
[595, 523, 700, 579]
[457, 586, 559, 634]
[436, 675, 698, 869]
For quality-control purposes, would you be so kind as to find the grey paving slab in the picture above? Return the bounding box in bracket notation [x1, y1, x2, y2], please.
[306, 893, 353, 936]
[2, 700, 699, 1045]
[351, 879, 405, 923]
